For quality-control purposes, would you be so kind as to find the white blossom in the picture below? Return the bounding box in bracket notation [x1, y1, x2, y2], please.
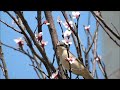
[62, 21, 73, 30]
[35, 32, 43, 41]
[95, 55, 102, 61]
[63, 30, 72, 37]
[66, 57, 76, 64]
[14, 37, 24, 46]
[84, 25, 90, 31]
[40, 40, 48, 47]
[72, 11, 80, 19]
[43, 20, 50, 25]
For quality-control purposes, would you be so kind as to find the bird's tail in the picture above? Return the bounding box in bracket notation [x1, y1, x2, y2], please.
[82, 68, 94, 79]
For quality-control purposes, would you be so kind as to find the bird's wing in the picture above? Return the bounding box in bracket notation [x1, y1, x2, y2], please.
[69, 51, 83, 64]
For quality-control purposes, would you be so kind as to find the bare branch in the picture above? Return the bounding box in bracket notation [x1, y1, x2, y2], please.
[0, 19, 22, 34]
[58, 21, 64, 38]
[85, 26, 99, 57]
[111, 23, 120, 36]
[28, 49, 47, 79]
[92, 21, 99, 77]
[0, 42, 9, 79]
[27, 50, 41, 79]
[85, 11, 91, 70]
[1, 42, 34, 59]
[29, 64, 50, 79]
[91, 11, 120, 47]
[44, 11, 66, 79]
[37, 11, 42, 33]
[98, 60, 108, 79]
[91, 11, 120, 40]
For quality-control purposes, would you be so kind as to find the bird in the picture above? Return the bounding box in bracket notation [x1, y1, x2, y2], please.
[57, 41, 93, 79]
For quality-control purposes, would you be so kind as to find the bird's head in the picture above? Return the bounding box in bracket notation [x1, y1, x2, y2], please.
[56, 41, 68, 51]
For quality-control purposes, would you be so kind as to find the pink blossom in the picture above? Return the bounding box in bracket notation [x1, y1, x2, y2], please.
[40, 40, 48, 48]
[63, 21, 73, 30]
[65, 57, 76, 64]
[95, 55, 102, 61]
[63, 30, 72, 37]
[84, 25, 90, 31]
[72, 11, 80, 19]
[50, 70, 59, 79]
[14, 37, 24, 47]
[43, 20, 50, 25]
[35, 32, 43, 41]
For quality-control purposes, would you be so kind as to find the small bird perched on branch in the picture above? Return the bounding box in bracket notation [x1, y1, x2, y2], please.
[57, 41, 93, 79]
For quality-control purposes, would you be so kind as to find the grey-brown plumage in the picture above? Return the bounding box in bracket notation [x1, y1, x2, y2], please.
[57, 42, 93, 79]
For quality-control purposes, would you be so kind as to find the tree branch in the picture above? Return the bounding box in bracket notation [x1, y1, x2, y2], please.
[111, 22, 120, 36]
[14, 11, 56, 75]
[3, 11, 53, 76]
[1, 42, 35, 59]
[91, 11, 120, 40]
[44, 11, 66, 79]
[27, 50, 41, 79]
[29, 64, 50, 79]
[91, 11, 120, 47]
[0, 42, 9, 79]
[37, 11, 42, 33]
[0, 19, 22, 34]
[62, 11, 83, 63]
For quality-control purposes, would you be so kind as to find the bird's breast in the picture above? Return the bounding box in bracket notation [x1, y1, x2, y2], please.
[61, 50, 70, 70]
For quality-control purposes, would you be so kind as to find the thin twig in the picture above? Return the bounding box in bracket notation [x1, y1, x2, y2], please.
[85, 11, 91, 70]
[0, 19, 22, 34]
[52, 46, 58, 65]
[91, 11, 120, 40]
[91, 11, 120, 47]
[92, 21, 99, 77]
[0, 42, 9, 79]
[92, 60, 96, 77]
[95, 70, 98, 79]
[33, 56, 46, 79]
[29, 64, 50, 79]
[27, 50, 41, 79]
[85, 27, 99, 57]
[37, 11, 42, 33]
[58, 22, 64, 38]
[1, 42, 35, 59]
[62, 11, 83, 63]
[111, 23, 120, 36]
[2, 37, 48, 77]
[69, 13, 86, 58]
[98, 60, 108, 79]
[34, 25, 38, 34]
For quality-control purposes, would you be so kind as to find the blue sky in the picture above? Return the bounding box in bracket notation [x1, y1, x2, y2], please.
[0, 11, 104, 79]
